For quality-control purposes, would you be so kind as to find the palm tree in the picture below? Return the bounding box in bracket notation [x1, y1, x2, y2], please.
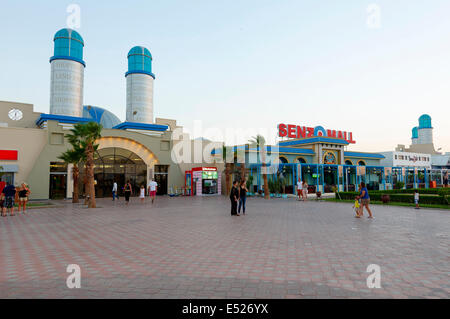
[58, 148, 84, 203]
[66, 122, 102, 208]
[222, 144, 233, 195]
[249, 135, 270, 199]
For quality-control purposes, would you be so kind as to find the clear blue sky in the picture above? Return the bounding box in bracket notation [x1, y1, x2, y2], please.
[1, 0, 449, 152]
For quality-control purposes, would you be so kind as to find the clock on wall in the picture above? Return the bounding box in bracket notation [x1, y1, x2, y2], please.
[8, 109, 23, 121]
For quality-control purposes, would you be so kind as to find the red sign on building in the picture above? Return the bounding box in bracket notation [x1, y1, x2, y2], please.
[0, 150, 18, 160]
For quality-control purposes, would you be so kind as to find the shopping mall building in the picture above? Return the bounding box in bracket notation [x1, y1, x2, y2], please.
[0, 28, 448, 199]
[0, 28, 223, 200]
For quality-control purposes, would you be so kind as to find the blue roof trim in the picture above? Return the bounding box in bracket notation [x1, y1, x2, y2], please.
[50, 55, 86, 67]
[36, 114, 92, 126]
[112, 122, 168, 132]
[279, 137, 350, 146]
[344, 152, 385, 159]
[125, 70, 155, 79]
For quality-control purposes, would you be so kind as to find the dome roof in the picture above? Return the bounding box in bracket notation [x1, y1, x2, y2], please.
[128, 46, 152, 59]
[418, 114, 432, 129]
[51, 28, 85, 64]
[126, 46, 154, 78]
[54, 28, 84, 45]
[412, 127, 418, 139]
[82, 105, 121, 129]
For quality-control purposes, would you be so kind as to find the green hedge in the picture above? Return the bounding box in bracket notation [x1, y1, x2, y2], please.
[336, 191, 449, 205]
[368, 188, 450, 195]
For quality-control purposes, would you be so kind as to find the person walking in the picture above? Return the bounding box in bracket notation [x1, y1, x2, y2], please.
[414, 190, 420, 209]
[356, 182, 373, 218]
[124, 180, 132, 205]
[148, 179, 158, 204]
[2, 182, 16, 216]
[296, 178, 302, 201]
[238, 180, 248, 215]
[230, 181, 239, 216]
[139, 184, 146, 203]
[302, 180, 308, 201]
[0, 192, 5, 217]
[112, 180, 118, 201]
[17, 182, 30, 214]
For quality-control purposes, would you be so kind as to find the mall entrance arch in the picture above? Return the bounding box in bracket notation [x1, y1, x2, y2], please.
[76, 137, 160, 198]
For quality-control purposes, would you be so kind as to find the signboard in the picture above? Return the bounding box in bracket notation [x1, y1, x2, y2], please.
[278, 123, 356, 144]
[384, 167, 392, 178]
[202, 171, 218, 179]
[0, 150, 18, 160]
[338, 166, 343, 178]
[357, 166, 366, 176]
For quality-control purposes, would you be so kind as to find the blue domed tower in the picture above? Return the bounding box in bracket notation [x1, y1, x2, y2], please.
[125, 46, 155, 124]
[49, 28, 85, 117]
[417, 114, 433, 144]
[411, 126, 419, 145]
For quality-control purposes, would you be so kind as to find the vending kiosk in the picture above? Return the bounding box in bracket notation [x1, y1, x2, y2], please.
[185, 167, 221, 196]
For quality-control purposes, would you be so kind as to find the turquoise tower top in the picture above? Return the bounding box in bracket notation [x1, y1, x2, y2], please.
[418, 114, 432, 129]
[411, 127, 418, 139]
[50, 28, 85, 66]
[126, 46, 155, 79]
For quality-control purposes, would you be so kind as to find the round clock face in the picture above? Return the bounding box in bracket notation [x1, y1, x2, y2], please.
[8, 109, 23, 121]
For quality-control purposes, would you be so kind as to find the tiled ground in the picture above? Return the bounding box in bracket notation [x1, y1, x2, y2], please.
[0, 196, 448, 299]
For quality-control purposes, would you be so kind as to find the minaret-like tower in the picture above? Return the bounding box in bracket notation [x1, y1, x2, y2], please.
[411, 127, 418, 145]
[49, 28, 85, 117]
[125, 46, 155, 123]
[417, 114, 433, 144]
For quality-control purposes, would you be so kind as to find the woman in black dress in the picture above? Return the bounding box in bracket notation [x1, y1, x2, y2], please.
[230, 181, 239, 216]
[124, 181, 132, 204]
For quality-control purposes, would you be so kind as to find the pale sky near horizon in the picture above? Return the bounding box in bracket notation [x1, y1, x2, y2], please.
[0, 0, 449, 152]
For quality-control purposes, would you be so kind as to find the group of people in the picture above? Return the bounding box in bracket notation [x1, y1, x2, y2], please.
[0, 182, 31, 217]
[112, 179, 158, 205]
[230, 180, 248, 216]
[296, 178, 309, 201]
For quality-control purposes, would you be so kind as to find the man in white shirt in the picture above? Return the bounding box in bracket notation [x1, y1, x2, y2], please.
[148, 179, 158, 204]
[296, 178, 302, 201]
[112, 181, 118, 201]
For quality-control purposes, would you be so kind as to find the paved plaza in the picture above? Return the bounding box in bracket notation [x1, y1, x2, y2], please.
[0, 196, 448, 299]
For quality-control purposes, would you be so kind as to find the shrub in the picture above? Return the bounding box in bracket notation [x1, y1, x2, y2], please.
[335, 191, 449, 206]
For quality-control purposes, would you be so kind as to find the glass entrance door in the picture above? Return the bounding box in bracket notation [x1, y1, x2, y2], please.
[49, 174, 67, 199]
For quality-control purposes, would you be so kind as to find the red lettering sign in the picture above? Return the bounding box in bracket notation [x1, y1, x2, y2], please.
[0, 150, 18, 160]
[297, 126, 306, 139]
[287, 125, 296, 138]
[277, 124, 356, 143]
[278, 124, 287, 137]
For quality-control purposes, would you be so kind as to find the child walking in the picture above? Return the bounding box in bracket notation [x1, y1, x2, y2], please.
[414, 190, 420, 209]
[140, 185, 146, 203]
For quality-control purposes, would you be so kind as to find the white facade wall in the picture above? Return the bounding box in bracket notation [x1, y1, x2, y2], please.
[50, 60, 84, 117]
[126, 73, 154, 124]
[381, 151, 432, 168]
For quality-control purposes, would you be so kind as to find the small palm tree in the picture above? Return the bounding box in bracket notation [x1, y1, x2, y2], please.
[58, 148, 84, 203]
[249, 135, 270, 199]
[222, 143, 233, 195]
[66, 122, 102, 208]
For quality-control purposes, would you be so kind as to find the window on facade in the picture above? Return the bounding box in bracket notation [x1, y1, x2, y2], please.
[50, 162, 68, 173]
